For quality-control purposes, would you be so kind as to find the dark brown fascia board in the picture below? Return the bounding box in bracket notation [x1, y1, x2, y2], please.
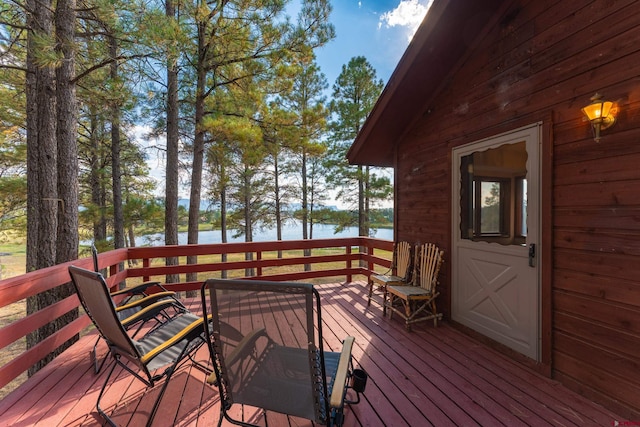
[347, 0, 507, 167]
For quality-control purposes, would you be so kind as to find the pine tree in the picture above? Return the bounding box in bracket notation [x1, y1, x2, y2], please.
[326, 56, 391, 237]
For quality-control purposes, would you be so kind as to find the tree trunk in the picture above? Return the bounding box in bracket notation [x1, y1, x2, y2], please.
[26, 0, 60, 376]
[244, 170, 254, 277]
[128, 224, 136, 249]
[90, 115, 107, 242]
[25, 0, 39, 274]
[56, 0, 78, 265]
[309, 185, 314, 240]
[302, 151, 311, 271]
[358, 165, 367, 268]
[358, 165, 366, 237]
[164, 0, 180, 284]
[54, 0, 80, 355]
[186, 21, 207, 287]
[109, 35, 124, 251]
[274, 154, 283, 259]
[100, 161, 108, 240]
[220, 175, 228, 278]
[364, 166, 370, 237]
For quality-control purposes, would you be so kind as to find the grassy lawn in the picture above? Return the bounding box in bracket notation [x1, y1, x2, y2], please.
[0, 242, 27, 280]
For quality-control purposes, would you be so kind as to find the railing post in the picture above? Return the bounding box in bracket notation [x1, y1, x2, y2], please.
[143, 258, 150, 282]
[346, 245, 352, 283]
[369, 245, 374, 275]
[256, 251, 262, 277]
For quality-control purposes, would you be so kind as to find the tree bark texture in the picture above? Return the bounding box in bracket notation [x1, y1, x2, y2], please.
[164, 0, 180, 283]
[244, 169, 254, 277]
[220, 180, 228, 278]
[109, 35, 124, 250]
[90, 115, 107, 242]
[53, 0, 80, 356]
[56, 0, 79, 264]
[274, 154, 283, 259]
[26, 0, 76, 376]
[25, 0, 39, 273]
[186, 23, 207, 285]
[302, 151, 311, 271]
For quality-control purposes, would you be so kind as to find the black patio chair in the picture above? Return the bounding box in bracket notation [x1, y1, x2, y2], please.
[201, 278, 367, 427]
[89, 244, 186, 373]
[69, 265, 209, 427]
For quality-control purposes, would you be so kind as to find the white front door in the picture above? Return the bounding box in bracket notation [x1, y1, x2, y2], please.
[452, 123, 541, 361]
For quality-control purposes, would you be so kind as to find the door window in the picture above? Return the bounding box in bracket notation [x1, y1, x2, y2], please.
[460, 141, 527, 245]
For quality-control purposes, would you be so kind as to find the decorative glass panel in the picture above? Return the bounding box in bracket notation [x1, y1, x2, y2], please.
[460, 142, 527, 245]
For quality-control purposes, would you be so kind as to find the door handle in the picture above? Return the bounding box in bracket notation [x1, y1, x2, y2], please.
[528, 244, 536, 267]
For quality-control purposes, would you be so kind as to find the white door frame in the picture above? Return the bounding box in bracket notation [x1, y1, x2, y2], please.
[451, 122, 542, 361]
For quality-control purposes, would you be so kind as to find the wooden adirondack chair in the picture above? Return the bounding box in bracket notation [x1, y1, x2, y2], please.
[384, 243, 444, 330]
[368, 241, 412, 314]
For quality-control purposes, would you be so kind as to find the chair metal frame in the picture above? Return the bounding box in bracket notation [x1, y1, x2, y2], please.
[201, 278, 365, 427]
[89, 244, 186, 373]
[69, 265, 209, 427]
[384, 243, 444, 330]
[91, 243, 174, 305]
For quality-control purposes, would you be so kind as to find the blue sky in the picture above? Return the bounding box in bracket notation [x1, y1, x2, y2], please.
[311, 0, 433, 87]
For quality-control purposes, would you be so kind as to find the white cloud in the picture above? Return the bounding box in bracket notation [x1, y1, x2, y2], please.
[378, 0, 433, 41]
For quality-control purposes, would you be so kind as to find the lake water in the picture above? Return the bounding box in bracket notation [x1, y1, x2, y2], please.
[135, 221, 393, 246]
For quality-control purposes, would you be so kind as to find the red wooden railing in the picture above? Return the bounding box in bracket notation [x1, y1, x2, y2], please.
[0, 237, 393, 391]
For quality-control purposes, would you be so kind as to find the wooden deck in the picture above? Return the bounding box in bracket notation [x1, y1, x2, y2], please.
[0, 281, 622, 427]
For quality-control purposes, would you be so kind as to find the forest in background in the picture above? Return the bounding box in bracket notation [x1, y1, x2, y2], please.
[0, 1, 393, 250]
[0, 0, 393, 374]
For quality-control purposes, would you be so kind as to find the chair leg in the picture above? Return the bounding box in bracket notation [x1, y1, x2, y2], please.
[92, 337, 100, 374]
[146, 367, 174, 427]
[404, 300, 413, 331]
[432, 300, 439, 327]
[367, 279, 373, 307]
[217, 407, 224, 427]
[386, 293, 393, 319]
[383, 288, 388, 316]
[96, 358, 119, 427]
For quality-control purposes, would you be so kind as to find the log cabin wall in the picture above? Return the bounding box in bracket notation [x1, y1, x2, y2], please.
[393, 0, 640, 418]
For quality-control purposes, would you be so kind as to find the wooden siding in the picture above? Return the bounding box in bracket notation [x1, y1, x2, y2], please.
[393, 0, 640, 418]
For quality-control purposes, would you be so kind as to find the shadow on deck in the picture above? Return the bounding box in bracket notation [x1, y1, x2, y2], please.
[0, 281, 621, 426]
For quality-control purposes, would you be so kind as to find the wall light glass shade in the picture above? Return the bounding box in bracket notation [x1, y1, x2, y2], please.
[581, 93, 616, 142]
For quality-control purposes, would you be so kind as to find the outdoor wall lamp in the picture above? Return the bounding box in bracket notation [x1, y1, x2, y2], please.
[581, 93, 617, 142]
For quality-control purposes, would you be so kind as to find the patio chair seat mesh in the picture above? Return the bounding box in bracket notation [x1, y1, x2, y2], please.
[231, 347, 341, 422]
[134, 312, 203, 371]
[231, 345, 318, 420]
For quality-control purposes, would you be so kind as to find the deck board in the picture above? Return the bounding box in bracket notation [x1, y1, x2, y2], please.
[0, 281, 622, 427]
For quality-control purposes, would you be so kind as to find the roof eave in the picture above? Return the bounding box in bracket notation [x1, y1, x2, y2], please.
[347, 0, 507, 167]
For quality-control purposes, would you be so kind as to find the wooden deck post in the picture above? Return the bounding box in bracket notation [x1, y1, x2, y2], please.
[346, 246, 352, 283]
